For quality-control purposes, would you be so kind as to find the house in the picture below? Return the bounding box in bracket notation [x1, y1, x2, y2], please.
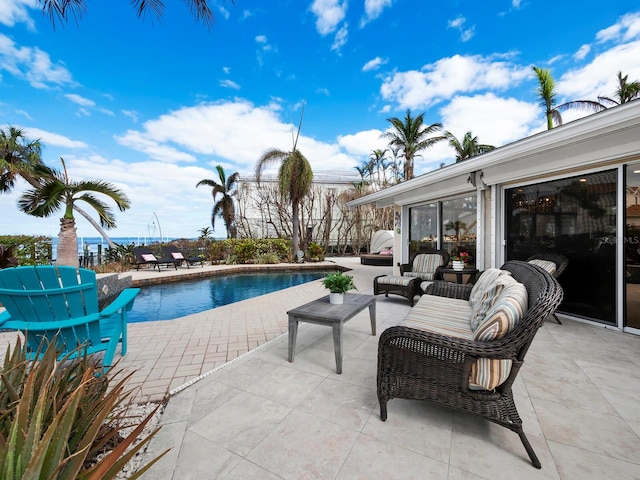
[348, 101, 640, 334]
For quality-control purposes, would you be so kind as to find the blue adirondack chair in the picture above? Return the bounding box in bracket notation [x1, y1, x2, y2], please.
[0, 266, 139, 370]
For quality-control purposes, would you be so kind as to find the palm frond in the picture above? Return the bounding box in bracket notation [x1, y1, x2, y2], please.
[76, 193, 116, 228]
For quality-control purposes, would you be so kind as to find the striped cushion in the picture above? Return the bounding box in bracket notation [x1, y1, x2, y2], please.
[470, 273, 516, 331]
[528, 259, 557, 275]
[469, 359, 513, 391]
[410, 254, 444, 278]
[469, 268, 510, 307]
[401, 292, 519, 391]
[376, 275, 414, 286]
[473, 279, 528, 341]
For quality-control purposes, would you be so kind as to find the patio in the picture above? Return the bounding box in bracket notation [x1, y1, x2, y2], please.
[136, 257, 640, 479]
[2, 257, 639, 478]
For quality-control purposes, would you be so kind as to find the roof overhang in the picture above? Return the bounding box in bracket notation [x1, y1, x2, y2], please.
[348, 102, 640, 208]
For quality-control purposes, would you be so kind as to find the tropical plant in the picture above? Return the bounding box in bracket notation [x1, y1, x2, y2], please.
[0, 244, 18, 268]
[381, 110, 446, 180]
[322, 271, 356, 294]
[0, 235, 52, 265]
[196, 165, 240, 239]
[199, 226, 214, 239]
[597, 71, 640, 107]
[1, 127, 120, 248]
[446, 131, 495, 162]
[17, 157, 130, 267]
[533, 67, 604, 129]
[0, 337, 168, 479]
[38, 0, 230, 28]
[255, 104, 313, 258]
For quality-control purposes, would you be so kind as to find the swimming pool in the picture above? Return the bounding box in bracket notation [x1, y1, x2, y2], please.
[127, 271, 329, 322]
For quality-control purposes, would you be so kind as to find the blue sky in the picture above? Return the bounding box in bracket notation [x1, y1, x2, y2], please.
[1, 0, 639, 240]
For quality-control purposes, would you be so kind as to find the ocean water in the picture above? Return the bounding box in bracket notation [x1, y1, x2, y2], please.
[51, 236, 180, 257]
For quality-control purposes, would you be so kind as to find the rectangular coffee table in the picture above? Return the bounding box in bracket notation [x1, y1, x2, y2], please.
[287, 293, 376, 374]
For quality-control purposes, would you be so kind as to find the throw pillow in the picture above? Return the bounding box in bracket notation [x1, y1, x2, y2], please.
[472, 279, 528, 342]
[171, 252, 185, 259]
[141, 253, 157, 262]
[528, 259, 557, 275]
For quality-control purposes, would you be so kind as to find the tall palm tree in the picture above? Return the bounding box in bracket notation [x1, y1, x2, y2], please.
[1, 127, 121, 248]
[368, 149, 390, 186]
[17, 158, 130, 267]
[381, 110, 446, 180]
[196, 165, 239, 239]
[533, 67, 604, 129]
[446, 131, 495, 162]
[598, 71, 640, 107]
[255, 106, 313, 258]
[39, 0, 228, 28]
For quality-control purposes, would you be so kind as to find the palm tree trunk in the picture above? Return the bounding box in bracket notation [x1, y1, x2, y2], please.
[72, 205, 117, 248]
[292, 201, 301, 258]
[57, 217, 79, 267]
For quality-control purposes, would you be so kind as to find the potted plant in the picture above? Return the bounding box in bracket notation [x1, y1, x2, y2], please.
[322, 271, 357, 304]
[451, 251, 470, 271]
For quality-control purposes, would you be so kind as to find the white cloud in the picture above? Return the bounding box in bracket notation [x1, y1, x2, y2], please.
[338, 129, 386, 157]
[512, 0, 521, 8]
[448, 16, 465, 29]
[65, 93, 96, 107]
[0, 0, 35, 28]
[380, 53, 530, 110]
[310, 0, 347, 35]
[316, 87, 330, 96]
[596, 11, 640, 43]
[361, 0, 393, 27]
[122, 110, 139, 122]
[255, 35, 267, 43]
[331, 23, 349, 52]
[220, 79, 241, 90]
[574, 44, 591, 61]
[447, 16, 475, 42]
[0, 34, 74, 89]
[362, 56, 388, 72]
[22, 126, 89, 149]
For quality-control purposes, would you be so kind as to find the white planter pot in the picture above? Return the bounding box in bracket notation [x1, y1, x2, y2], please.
[452, 261, 465, 271]
[329, 293, 344, 304]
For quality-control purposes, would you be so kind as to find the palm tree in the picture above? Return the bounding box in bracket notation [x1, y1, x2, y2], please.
[0, 126, 49, 193]
[17, 158, 130, 267]
[598, 71, 640, 107]
[1, 127, 122, 248]
[533, 67, 604, 129]
[368, 149, 390, 186]
[381, 110, 446, 180]
[446, 131, 495, 162]
[196, 165, 239, 239]
[255, 106, 313, 258]
[39, 0, 227, 28]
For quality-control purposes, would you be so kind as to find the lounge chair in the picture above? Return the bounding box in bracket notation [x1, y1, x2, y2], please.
[132, 246, 180, 271]
[161, 245, 204, 268]
[0, 266, 139, 370]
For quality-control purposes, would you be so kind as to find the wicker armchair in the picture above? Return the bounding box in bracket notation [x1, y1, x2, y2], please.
[377, 261, 563, 469]
[399, 249, 450, 281]
[526, 253, 569, 324]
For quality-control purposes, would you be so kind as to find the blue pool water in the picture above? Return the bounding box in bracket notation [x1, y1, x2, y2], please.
[127, 271, 329, 323]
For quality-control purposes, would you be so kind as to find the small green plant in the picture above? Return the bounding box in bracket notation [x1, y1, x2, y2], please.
[321, 271, 357, 294]
[306, 242, 325, 261]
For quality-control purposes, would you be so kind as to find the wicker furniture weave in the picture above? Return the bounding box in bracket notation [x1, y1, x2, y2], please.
[526, 253, 569, 324]
[377, 260, 563, 469]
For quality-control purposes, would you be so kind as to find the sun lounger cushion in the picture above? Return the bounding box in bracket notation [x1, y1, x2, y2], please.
[171, 252, 184, 259]
[528, 259, 557, 275]
[141, 253, 157, 262]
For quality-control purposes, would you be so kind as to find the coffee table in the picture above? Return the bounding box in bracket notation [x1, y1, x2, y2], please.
[287, 293, 376, 374]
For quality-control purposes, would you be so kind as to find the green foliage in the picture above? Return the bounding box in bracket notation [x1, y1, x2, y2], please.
[207, 238, 292, 264]
[235, 240, 257, 263]
[322, 271, 356, 293]
[0, 337, 168, 479]
[254, 252, 280, 264]
[0, 235, 52, 266]
[306, 242, 325, 261]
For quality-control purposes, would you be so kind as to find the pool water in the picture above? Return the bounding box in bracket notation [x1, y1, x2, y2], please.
[128, 271, 329, 323]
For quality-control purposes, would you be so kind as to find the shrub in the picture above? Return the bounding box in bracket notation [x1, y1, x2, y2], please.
[0, 337, 168, 479]
[254, 252, 280, 264]
[234, 240, 257, 263]
[306, 242, 325, 261]
[0, 235, 52, 266]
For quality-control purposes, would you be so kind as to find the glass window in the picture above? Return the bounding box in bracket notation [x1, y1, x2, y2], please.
[505, 170, 617, 324]
[442, 196, 477, 267]
[409, 203, 438, 254]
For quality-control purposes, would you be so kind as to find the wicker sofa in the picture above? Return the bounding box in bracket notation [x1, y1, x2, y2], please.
[377, 260, 563, 468]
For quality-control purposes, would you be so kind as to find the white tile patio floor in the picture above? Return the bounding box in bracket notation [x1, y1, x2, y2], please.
[134, 257, 640, 480]
[3, 257, 640, 479]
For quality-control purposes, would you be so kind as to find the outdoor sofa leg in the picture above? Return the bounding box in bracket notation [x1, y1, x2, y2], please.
[379, 402, 388, 421]
[517, 427, 541, 469]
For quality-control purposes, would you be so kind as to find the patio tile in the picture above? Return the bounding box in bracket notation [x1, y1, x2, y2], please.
[189, 390, 292, 457]
[246, 409, 360, 480]
[172, 430, 242, 480]
[548, 440, 640, 480]
[222, 460, 282, 479]
[335, 433, 449, 479]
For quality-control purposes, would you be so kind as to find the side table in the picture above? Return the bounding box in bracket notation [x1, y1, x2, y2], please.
[439, 267, 479, 284]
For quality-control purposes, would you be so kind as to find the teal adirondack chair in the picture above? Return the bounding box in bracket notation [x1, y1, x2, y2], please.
[0, 266, 139, 370]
